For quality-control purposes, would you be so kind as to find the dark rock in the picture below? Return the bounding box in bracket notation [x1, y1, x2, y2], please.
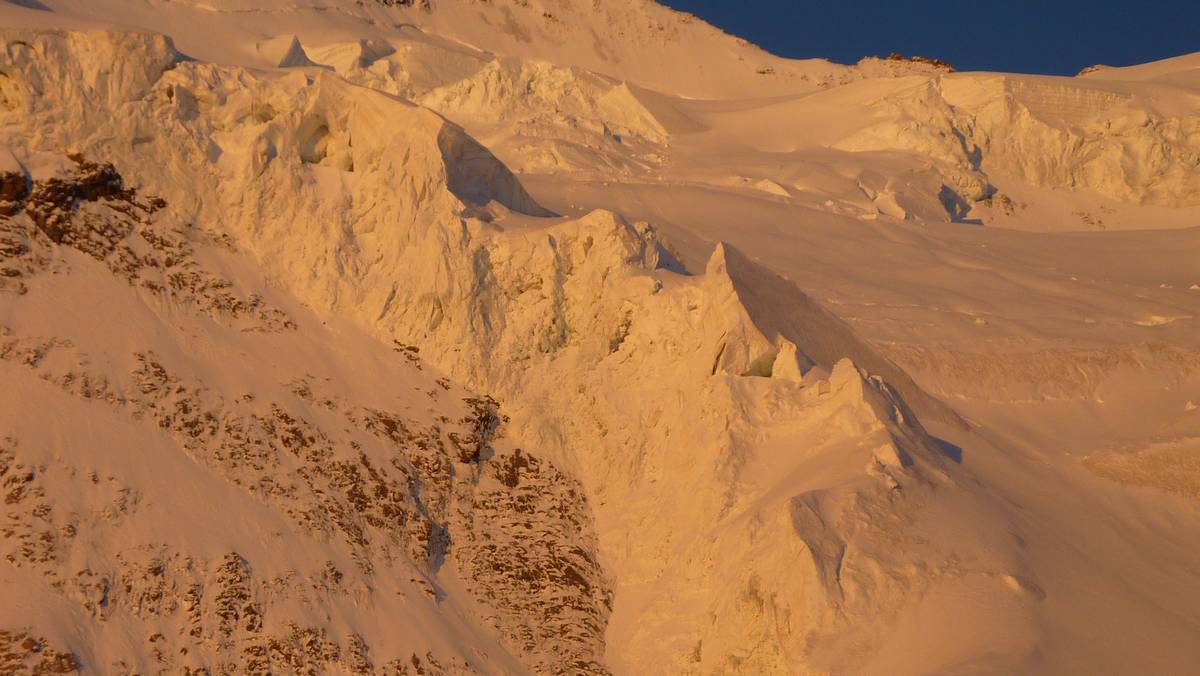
[886, 52, 955, 72]
[0, 170, 28, 215]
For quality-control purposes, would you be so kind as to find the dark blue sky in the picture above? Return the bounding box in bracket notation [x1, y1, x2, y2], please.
[659, 1, 1199, 75]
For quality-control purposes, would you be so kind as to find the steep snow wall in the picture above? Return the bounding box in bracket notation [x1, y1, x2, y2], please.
[836, 74, 1200, 207]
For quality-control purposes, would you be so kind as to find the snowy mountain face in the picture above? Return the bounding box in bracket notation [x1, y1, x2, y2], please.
[2, 1, 1200, 675]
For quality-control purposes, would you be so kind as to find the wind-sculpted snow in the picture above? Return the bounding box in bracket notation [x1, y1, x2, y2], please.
[836, 74, 1200, 209]
[2, 3, 1200, 675]
[0, 26, 1001, 674]
[419, 60, 670, 176]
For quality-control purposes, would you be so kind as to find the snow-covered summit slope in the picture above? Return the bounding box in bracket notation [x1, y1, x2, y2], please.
[3, 1, 1200, 675]
[1, 0, 848, 99]
[8, 0, 1197, 217]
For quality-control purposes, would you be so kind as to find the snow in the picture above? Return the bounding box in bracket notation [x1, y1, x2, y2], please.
[2, 1, 1200, 674]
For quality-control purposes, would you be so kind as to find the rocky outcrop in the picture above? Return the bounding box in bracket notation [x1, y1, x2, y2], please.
[0, 171, 27, 217]
[0, 629, 78, 675]
[885, 52, 955, 72]
[0, 299, 611, 673]
[0, 153, 293, 329]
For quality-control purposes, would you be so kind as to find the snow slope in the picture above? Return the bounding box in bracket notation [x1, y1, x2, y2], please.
[2, 1, 1200, 674]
